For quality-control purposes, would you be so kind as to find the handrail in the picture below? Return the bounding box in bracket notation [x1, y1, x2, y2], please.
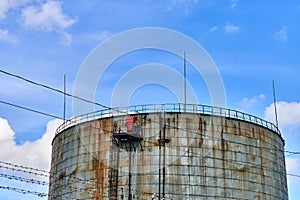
[56, 103, 280, 135]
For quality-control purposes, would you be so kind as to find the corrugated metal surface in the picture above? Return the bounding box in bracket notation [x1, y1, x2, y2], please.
[49, 111, 288, 200]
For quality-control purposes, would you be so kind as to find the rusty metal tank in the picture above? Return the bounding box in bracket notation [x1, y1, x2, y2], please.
[48, 104, 288, 200]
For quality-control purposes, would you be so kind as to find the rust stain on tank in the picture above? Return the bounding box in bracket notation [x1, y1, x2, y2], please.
[49, 107, 288, 200]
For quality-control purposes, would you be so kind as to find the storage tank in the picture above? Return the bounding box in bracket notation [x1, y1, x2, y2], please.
[48, 104, 288, 200]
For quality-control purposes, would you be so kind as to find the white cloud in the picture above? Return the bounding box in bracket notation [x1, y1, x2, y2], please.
[8, 0, 34, 7]
[21, 1, 75, 31]
[224, 23, 240, 34]
[0, 29, 18, 44]
[286, 157, 300, 186]
[0, 117, 62, 170]
[167, 0, 198, 10]
[0, 0, 74, 45]
[286, 158, 300, 173]
[88, 30, 114, 42]
[265, 101, 300, 127]
[230, 0, 239, 8]
[0, 0, 35, 20]
[21, 0, 75, 45]
[61, 31, 72, 46]
[210, 26, 218, 32]
[274, 26, 288, 42]
[0, 0, 10, 20]
[239, 94, 266, 108]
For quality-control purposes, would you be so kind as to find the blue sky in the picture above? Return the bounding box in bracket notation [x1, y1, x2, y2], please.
[0, 0, 300, 199]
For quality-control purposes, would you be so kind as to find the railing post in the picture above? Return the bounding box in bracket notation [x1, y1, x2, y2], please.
[55, 103, 281, 137]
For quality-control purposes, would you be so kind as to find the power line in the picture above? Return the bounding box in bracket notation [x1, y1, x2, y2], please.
[0, 173, 99, 196]
[288, 173, 300, 178]
[0, 173, 48, 186]
[0, 69, 295, 197]
[0, 185, 86, 199]
[0, 100, 64, 120]
[0, 147, 298, 200]
[1, 127, 299, 184]
[0, 95, 298, 196]
[0, 126, 296, 199]
[0, 185, 47, 197]
[0, 160, 103, 188]
[0, 160, 48, 173]
[0, 170, 103, 197]
[1, 95, 297, 159]
[285, 151, 300, 157]
[0, 69, 110, 109]
[0, 166, 100, 197]
[285, 151, 300, 155]
[0, 165, 48, 178]
[0, 159, 104, 199]
[0, 73, 286, 153]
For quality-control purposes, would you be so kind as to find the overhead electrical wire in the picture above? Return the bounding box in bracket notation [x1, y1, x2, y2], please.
[288, 173, 300, 178]
[1, 95, 299, 160]
[0, 142, 296, 199]
[285, 151, 300, 154]
[0, 69, 291, 150]
[0, 160, 98, 186]
[0, 161, 100, 198]
[0, 160, 48, 173]
[0, 146, 299, 199]
[0, 185, 86, 199]
[1, 120, 299, 183]
[0, 173, 48, 186]
[0, 100, 64, 120]
[0, 159, 115, 198]
[0, 69, 110, 109]
[0, 165, 48, 178]
[1, 69, 294, 168]
[0, 99, 299, 180]
[1, 69, 300, 198]
[1, 103, 299, 182]
[0, 73, 291, 198]
[0, 174, 100, 198]
[1, 158, 297, 199]
[0, 185, 47, 197]
[285, 150, 300, 157]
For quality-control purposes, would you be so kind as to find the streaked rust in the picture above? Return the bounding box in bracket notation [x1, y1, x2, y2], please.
[49, 111, 288, 200]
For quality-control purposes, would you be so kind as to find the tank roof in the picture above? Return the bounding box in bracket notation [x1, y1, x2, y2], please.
[56, 103, 280, 136]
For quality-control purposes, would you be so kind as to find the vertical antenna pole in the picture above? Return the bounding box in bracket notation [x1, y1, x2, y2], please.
[162, 112, 166, 199]
[158, 113, 162, 199]
[184, 51, 187, 111]
[128, 142, 132, 200]
[272, 80, 279, 128]
[63, 74, 66, 124]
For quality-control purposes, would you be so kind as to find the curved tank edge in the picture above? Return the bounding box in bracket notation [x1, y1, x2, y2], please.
[52, 111, 285, 145]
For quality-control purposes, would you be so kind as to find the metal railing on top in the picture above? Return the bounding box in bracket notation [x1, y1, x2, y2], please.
[56, 103, 280, 135]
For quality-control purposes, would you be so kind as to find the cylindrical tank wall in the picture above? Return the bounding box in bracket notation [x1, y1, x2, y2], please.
[49, 112, 288, 200]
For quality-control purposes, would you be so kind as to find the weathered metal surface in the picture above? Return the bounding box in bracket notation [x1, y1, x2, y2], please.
[49, 110, 288, 200]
